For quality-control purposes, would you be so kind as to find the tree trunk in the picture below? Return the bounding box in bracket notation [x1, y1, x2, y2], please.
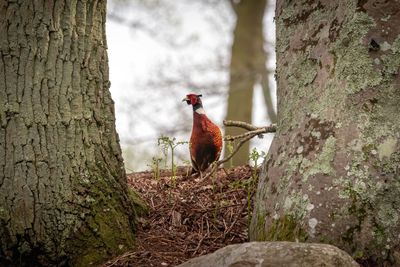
[225, 0, 272, 166]
[261, 70, 277, 124]
[250, 0, 400, 266]
[0, 1, 138, 266]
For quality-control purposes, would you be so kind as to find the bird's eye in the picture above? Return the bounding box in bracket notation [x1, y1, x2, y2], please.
[186, 100, 191, 105]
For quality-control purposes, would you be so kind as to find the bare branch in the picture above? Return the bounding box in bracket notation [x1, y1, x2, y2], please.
[203, 133, 254, 180]
[224, 128, 267, 142]
[201, 120, 276, 180]
[223, 120, 260, 131]
[223, 120, 277, 133]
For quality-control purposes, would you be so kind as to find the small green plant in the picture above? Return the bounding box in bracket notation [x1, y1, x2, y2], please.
[148, 156, 162, 180]
[157, 135, 188, 186]
[226, 140, 235, 168]
[249, 147, 266, 169]
[249, 147, 266, 190]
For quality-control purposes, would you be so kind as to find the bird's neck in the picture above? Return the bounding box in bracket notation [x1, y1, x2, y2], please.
[193, 103, 206, 115]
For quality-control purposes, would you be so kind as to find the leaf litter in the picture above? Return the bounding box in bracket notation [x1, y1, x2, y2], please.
[103, 165, 258, 267]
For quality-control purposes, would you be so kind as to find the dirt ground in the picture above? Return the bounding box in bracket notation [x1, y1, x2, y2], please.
[102, 165, 258, 267]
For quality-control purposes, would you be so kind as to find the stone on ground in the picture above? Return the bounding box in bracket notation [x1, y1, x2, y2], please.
[177, 241, 359, 267]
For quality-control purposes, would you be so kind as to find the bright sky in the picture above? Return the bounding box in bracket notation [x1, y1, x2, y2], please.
[106, 1, 276, 171]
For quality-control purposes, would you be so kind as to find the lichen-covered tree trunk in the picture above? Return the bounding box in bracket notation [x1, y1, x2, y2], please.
[225, 0, 274, 166]
[0, 1, 137, 266]
[250, 0, 400, 266]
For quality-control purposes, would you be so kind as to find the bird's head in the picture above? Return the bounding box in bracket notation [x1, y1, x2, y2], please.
[182, 93, 202, 106]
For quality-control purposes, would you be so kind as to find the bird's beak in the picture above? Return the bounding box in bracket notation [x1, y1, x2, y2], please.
[182, 97, 191, 105]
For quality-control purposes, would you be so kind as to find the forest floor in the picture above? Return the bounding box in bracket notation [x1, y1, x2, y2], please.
[103, 165, 258, 267]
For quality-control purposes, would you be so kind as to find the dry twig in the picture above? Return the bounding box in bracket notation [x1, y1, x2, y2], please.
[202, 120, 276, 180]
[223, 120, 277, 134]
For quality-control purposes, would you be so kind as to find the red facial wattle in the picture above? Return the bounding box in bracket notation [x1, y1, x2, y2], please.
[185, 94, 201, 106]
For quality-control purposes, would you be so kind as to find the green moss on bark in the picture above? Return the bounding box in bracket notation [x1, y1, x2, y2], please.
[128, 187, 149, 217]
[67, 170, 145, 267]
[266, 215, 308, 242]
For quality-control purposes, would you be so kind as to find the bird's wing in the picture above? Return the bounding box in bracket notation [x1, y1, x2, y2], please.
[194, 143, 218, 171]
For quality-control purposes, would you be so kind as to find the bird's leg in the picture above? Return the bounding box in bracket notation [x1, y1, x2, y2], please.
[181, 167, 194, 180]
[190, 165, 200, 177]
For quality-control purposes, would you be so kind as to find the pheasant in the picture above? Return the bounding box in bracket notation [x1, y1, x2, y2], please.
[183, 93, 222, 176]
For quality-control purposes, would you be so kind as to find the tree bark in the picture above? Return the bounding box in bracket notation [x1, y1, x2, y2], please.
[0, 1, 138, 266]
[250, 0, 400, 266]
[225, 0, 274, 166]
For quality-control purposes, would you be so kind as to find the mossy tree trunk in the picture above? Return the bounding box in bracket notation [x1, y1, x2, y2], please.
[0, 1, 137, 266]
[225, 0, 275, 166]
[250, 0, 400, 266]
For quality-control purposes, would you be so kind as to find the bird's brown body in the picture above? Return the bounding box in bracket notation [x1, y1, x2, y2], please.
[183, 94, 222, 174]
[190, 111, 222, 172]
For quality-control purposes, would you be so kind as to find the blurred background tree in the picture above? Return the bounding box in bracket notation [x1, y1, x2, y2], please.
[225, 0, 276, 166]
[106, 0, 277, 171]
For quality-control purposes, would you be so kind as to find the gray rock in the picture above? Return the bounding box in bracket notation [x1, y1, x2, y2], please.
[178, 242, 359, 267]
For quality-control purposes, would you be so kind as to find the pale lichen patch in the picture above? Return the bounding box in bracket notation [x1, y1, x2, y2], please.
[306, 203, 315, 212]
[377, 136, 397, 161]
[377, 203, 399, 228]
[308, 218, 318, 232]
[296, 146, 304, 154]
[278, 155, 303, 192]
[334, 12, 381, 94]
[311, 130, 321, 139]
[301, 136, 337, 181]
[283, 191, 310, 221]
[380, 41, 391, 51]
